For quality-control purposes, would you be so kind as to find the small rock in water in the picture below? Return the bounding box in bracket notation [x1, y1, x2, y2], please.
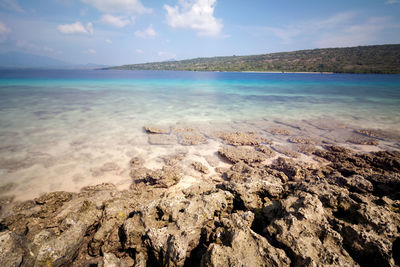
[270, 129, 291, 135]
[147, 134, 177, 145]
[288, 137, 315, 144]
[130, 157, 144, 167]
[217, 132, 260, 146]
[143, 125, 170, 134]
[347, 138, 379, 146]
[178, 133, 208, 145]
[355, 128, 379, 138]
[162, 152, 187, 166]
[218, 146, 265, 164]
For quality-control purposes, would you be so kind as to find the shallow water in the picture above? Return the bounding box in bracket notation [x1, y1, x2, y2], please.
[0, 69, 400, 200]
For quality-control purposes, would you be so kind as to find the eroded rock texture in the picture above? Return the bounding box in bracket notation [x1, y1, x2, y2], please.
[1, 145, 400, 266]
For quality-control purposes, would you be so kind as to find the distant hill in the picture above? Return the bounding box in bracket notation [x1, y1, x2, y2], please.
[0, 51, 71, 68]
[107, 44, 400, 74]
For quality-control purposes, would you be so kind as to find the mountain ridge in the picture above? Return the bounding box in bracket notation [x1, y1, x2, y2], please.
[106, 44, 400, 74]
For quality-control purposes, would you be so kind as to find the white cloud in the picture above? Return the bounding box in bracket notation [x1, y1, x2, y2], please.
[0, 0, 25, 13]
[57, 21, 93, 35]
[101, 14, 130, 28]
[87, 48, 96, 54]
[0, 21, 11, 42]
[105, 39, 112, 44]
[136, 49, 143, 54]
[164, 0, 223, 37]
[135, 24, 157, 38]
[385, 0, 399, 4]
[82, 0, 151, 14]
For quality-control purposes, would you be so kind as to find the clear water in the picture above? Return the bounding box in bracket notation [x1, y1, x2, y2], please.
[0, 69, 400, 200]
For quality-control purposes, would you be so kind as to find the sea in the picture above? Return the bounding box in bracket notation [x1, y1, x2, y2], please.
[1, 69, 400, 200]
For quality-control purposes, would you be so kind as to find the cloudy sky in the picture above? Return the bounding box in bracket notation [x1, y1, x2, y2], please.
[0, 0, 399, 65]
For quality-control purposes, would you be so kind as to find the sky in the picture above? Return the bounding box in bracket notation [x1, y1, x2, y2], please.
[0, 0, 400, 66]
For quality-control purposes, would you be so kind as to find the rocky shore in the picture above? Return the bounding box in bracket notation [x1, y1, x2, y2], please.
[1, 123, 400, 266]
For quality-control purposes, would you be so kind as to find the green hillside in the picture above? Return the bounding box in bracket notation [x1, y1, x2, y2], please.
[107, 44, 400, 74]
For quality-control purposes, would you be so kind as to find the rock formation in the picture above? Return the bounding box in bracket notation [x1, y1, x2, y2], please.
[1, 136, 400, 266]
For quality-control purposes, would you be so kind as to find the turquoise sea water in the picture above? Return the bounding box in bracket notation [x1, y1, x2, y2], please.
[1, 69, 400, 126]
[0, 69, 400, 200]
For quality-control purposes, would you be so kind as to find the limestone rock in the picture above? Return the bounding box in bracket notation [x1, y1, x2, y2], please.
[192, 161, 209, 174]
[0, 231, 33, 267]
[99, 253, 121, 267]
[218, 146, 265, 164]
[34, 201, 102, 266]
[217, 132, 260, 146]
[144, 125, 170, 134]
[265, 192, 357, 266]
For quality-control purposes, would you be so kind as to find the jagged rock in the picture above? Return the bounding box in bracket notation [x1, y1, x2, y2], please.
[1, 141, 400, 267]
[99, 253, 121, 267]
[217, 132, 260, 146]
[201, 212, 291, 267]
[123, 184, 234, 267]
[337, 175, 374, 193]
[89, 198, 133, 256]
[192, 161, 209, 174]
[269, 157, 306, 181]
[144, 125, 170, 134]
[34, 201, 102, 266]
[256, 145, 276, 158]
[218, 146, 265, 164]
[81, 183, 117, 192]
[265, 192, 358, 266]
[0, 231, 34, 267]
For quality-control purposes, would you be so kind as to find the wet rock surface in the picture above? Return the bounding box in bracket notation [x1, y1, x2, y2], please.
[1, 135, 400, 266]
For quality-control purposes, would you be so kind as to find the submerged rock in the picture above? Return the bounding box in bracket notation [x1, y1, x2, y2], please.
[147, 134, 177, 145]
[144, 125, 170, 134]
[270, 129, 291, 135]
[217, 132, 260, 146]
[178, 133, 208, 145]
[218, 146, 265, 164]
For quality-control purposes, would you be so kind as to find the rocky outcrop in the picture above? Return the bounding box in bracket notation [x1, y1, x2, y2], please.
[1, 145, 400, 266]
[218, 146, 265, 164]
[217, 132, 260, 146]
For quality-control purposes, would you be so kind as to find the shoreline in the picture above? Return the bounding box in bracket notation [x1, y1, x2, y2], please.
[1, 117, 399, 202]
[0, 119, 400, 266]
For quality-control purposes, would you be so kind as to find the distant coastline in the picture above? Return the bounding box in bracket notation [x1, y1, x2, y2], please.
[105, 44, 400, 74]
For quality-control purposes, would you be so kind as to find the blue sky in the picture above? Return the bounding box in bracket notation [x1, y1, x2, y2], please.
[0, 0, 400, 65]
